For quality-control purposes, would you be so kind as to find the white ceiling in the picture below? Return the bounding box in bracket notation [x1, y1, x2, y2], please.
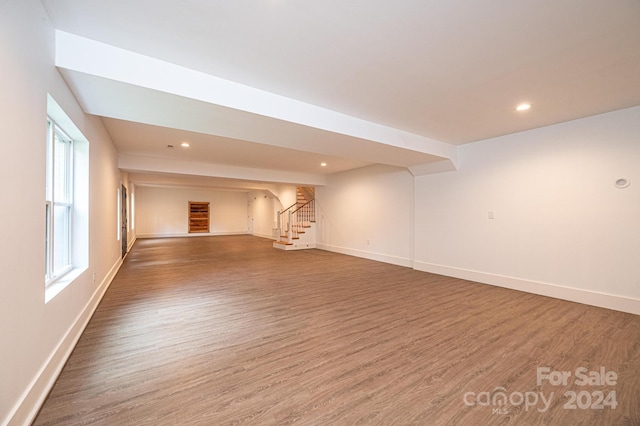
[103, 117, 373, 176]
[42, 0, 640, 189]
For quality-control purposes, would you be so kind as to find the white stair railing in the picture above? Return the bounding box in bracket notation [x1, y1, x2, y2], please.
[276, 198, 315, 243]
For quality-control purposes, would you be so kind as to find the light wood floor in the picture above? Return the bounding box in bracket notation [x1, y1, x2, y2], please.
[34, 236, 640, 425]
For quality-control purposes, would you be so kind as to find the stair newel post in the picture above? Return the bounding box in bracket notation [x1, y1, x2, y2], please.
[287, 210, 293, 241]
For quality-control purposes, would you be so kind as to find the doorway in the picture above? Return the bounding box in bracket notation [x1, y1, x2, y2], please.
[247, 200, 254, 234]
[121, 184, 127, 258]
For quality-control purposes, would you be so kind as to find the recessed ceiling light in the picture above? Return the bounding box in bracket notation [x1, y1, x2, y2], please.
[181, 142, 190, 148]
[615, 178, 630, 189]
[320, 162, 327, 167]
[516, 103, 531, 111]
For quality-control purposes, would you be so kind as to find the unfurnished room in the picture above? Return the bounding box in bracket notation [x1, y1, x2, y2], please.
[1, 1, 639, 425]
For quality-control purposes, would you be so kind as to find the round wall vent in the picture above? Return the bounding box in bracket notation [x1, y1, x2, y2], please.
[614, 178, 630, 189]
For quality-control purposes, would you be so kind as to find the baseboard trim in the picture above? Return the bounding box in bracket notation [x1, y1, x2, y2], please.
[127, 234, 137, 252]
[6, 258, 124, 426]
[252, 232, 277, 240]
[137, 231, 248, 239]
[316, 243, 413, 268]
[414, 261, 640, 316]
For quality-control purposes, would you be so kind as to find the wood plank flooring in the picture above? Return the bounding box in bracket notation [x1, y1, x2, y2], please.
[34, 235, 640, 425]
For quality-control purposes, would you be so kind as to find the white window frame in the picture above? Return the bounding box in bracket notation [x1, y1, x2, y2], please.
[45, 117, 74, 284]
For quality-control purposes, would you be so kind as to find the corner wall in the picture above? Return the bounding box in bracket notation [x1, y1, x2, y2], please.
[316, 164, 414, 267]
[249, 192, 279, 239]
[0, 2, 123, 424]
[414, 106, 640, 314]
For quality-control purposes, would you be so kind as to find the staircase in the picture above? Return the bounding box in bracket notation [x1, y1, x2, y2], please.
[273, 187, 316, 250]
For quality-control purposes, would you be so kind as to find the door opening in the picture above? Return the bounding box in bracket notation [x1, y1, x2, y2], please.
[121, 184, 127, 258]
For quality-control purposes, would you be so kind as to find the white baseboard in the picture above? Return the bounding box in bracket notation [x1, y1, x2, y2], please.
[316, 243, 413, 268]
[414, 261, 640, 316]
[6, 258, 124, 426]
[127, 234, 137, 251]
[137, 231, 248, 239]
[252, 232, 277, 240]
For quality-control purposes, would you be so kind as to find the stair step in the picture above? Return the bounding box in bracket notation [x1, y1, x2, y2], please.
[273, 240, 292, 246]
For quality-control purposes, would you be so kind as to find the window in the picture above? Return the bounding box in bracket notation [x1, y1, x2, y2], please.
[45, 118, 74, 283]
[45, 94, 89, 302]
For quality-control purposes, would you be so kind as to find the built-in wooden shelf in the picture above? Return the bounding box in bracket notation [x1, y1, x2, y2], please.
[188, 201, 210, 233]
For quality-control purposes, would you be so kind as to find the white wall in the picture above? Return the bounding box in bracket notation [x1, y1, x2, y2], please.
[136, 186, 248, 237]
[316, 164, 414, 267]
[415, 106, 640, 314]
[0, 1, 123, 424]
[249, 192, 279, 239]
[275, 184, 298, 210]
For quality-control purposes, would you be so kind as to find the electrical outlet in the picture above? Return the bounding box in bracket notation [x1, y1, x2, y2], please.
[92, 272, 96, 282]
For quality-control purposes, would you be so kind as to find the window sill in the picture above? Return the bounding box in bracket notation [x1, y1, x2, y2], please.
[45, 267, 87, 303]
